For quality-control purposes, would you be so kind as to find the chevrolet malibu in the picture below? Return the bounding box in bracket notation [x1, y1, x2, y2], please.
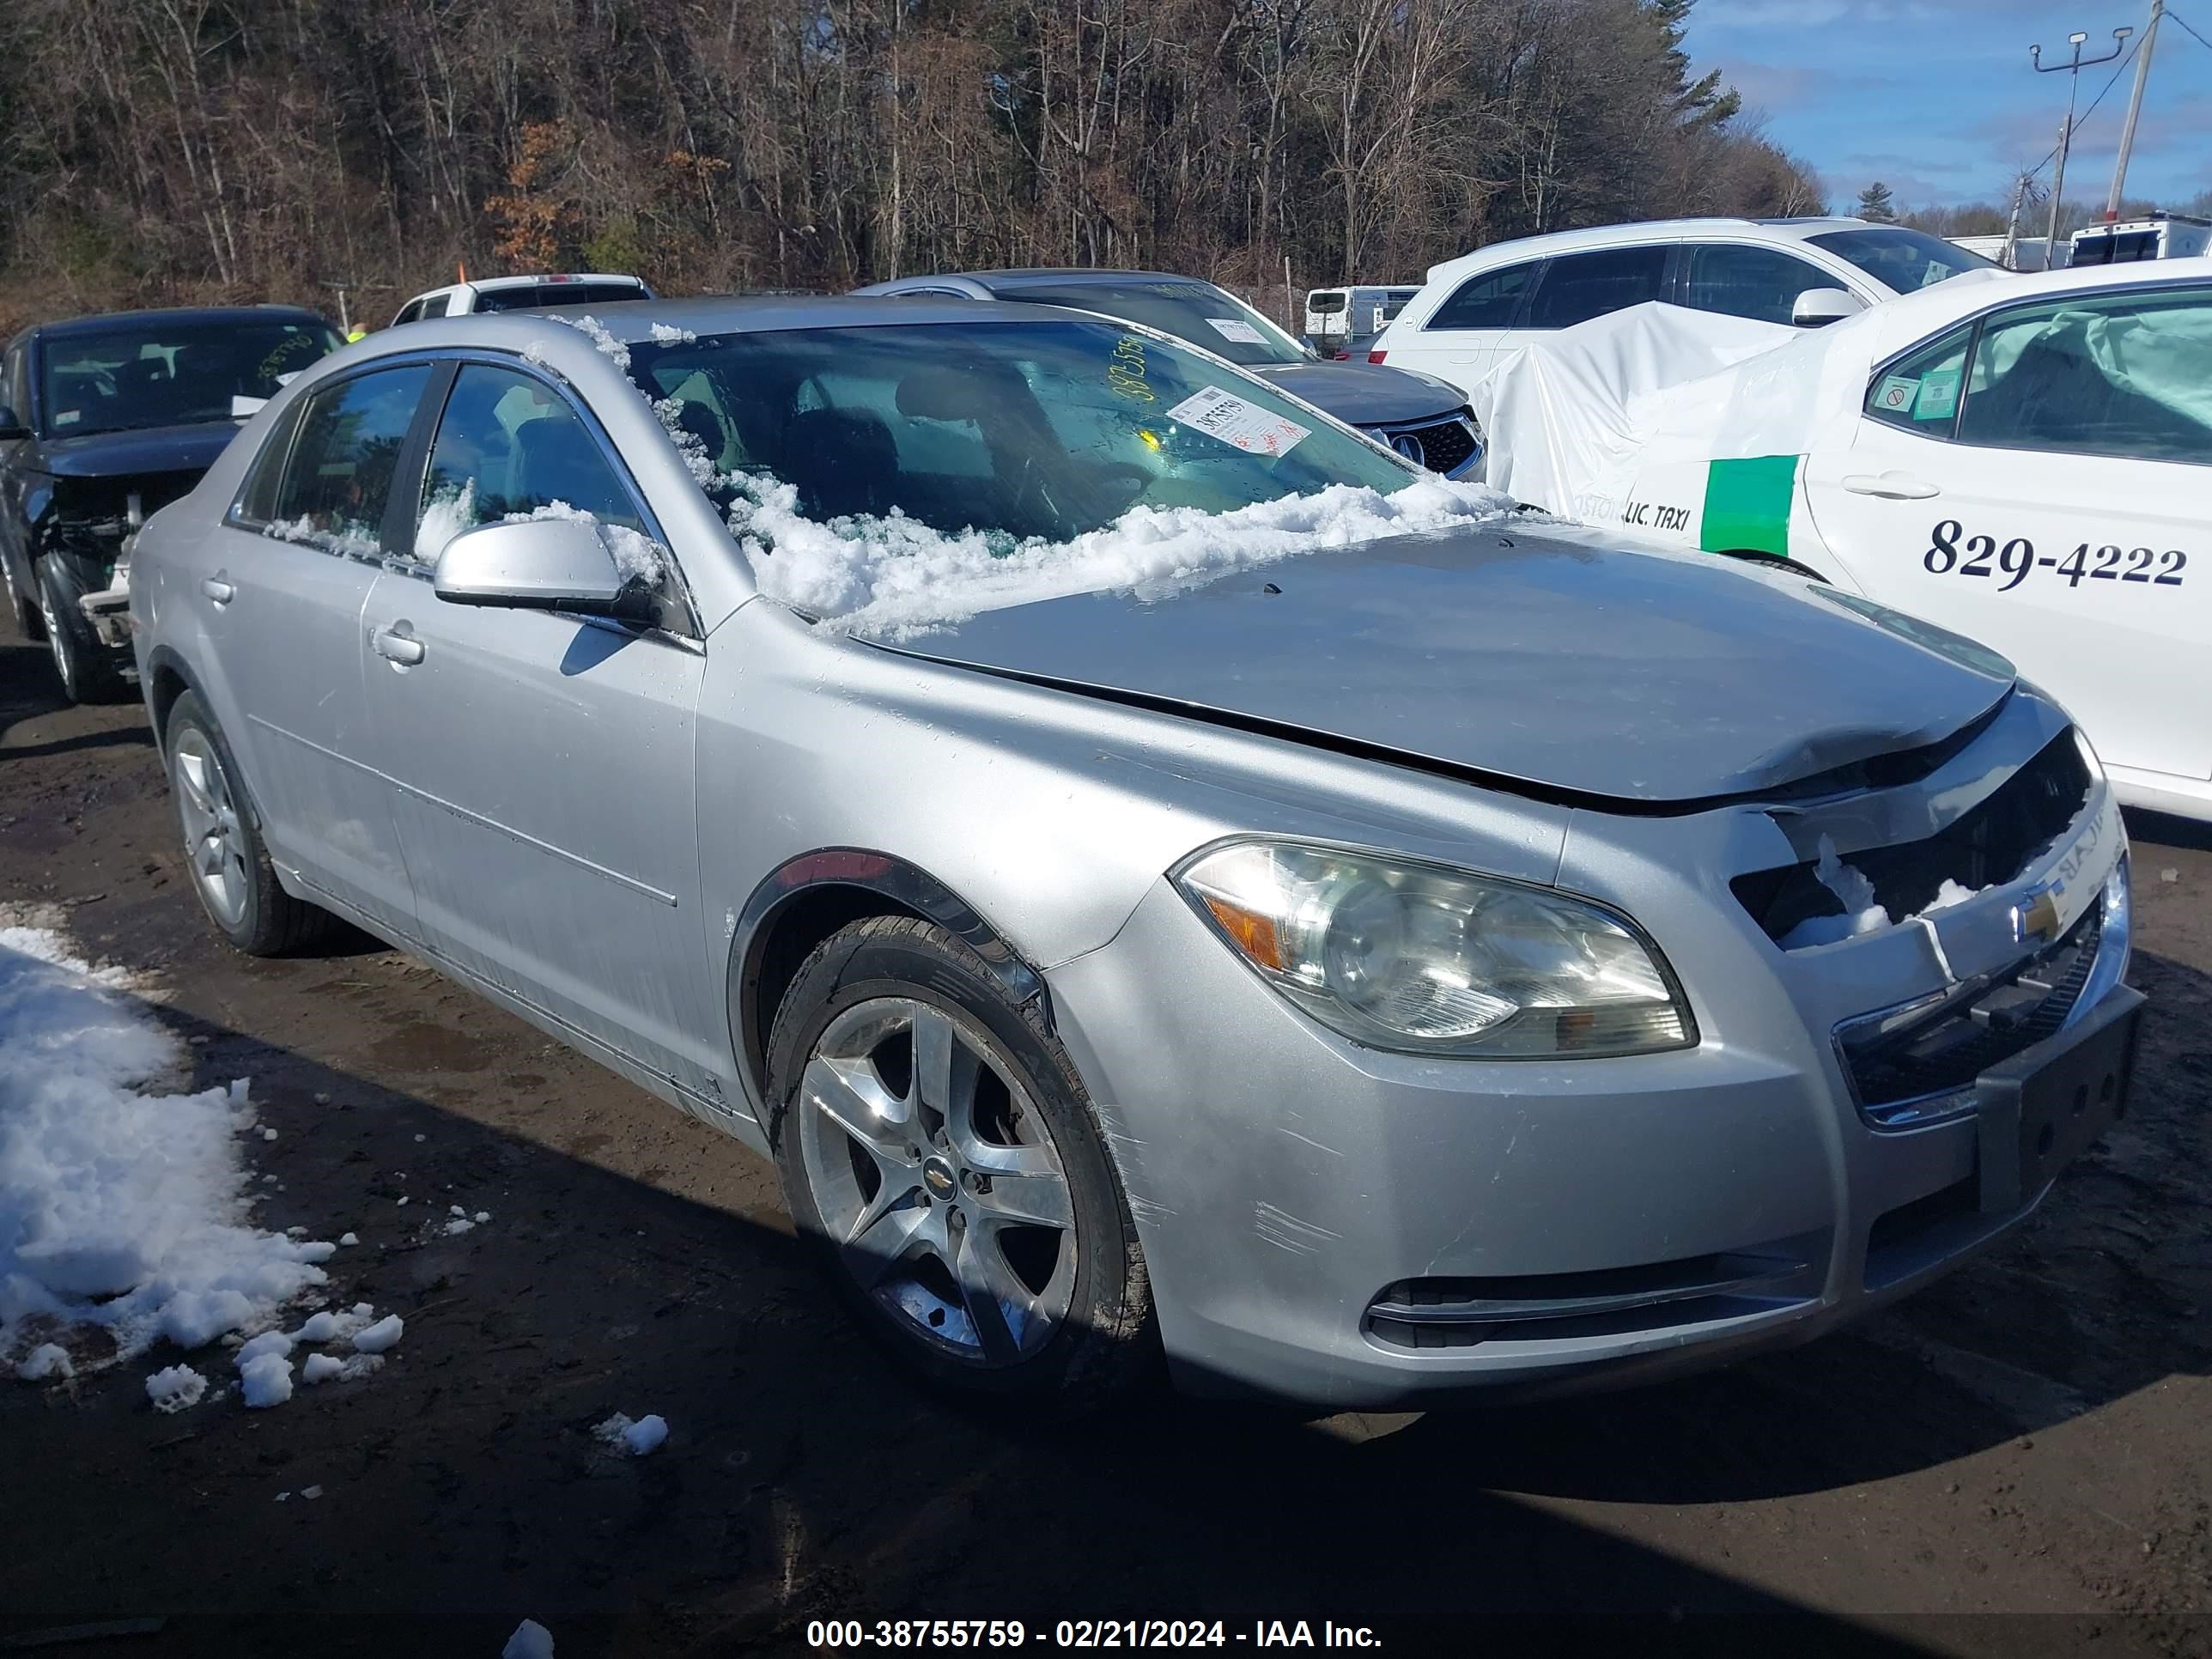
[128, 296, 2140, 1410]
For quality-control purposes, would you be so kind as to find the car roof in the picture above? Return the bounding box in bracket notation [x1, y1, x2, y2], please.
[583, 293, 1079, 334]
[1418, 216, 1887, 284]
[1810, 250, 2212, 366]
[21, 304, 332, 343]
[864, 268, 1224, 294]
[466, 272, 648, 292]
[386, 294, 1083, 346]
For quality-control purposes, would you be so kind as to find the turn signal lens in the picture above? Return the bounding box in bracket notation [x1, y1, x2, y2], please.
[1176, 841, 1693, 1059]
[1367, 349, 1388, 364]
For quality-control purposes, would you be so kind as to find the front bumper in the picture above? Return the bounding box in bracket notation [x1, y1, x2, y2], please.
[79, 581, 133, 650]
[1045, 780, 2132, 1410]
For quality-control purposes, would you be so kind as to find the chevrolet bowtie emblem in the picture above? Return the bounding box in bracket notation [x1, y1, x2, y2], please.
[2013, 884, 2063, 946]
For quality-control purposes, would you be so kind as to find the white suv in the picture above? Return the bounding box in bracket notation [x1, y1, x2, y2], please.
[1370, 217, 1996, 397]
[389, 272, 653, 326]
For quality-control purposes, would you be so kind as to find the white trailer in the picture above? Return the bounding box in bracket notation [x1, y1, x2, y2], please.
[2069, 212, 2212, 265]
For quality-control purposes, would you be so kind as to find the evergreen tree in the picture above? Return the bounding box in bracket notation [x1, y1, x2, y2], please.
[1856, 181, 1899, 222]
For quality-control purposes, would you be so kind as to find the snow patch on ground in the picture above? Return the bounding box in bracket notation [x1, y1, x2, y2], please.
[594, 1412, 667, 1456]
[236, 1329, 292, 1364]
[1, 925, 332, 1375]
[15, 1342, 70, 1381]
[239, 1350, 294, 1408]
[504, 1620, 556, 1659]
[301, 1353, 343, 1384]
[145, 1364, 207, 1413]
[731, 474, 1512, 637]
[352, 1314, 404, 1353]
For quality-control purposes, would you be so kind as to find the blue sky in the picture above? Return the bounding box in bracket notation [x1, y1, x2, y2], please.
[1687, 0, 2212, 212]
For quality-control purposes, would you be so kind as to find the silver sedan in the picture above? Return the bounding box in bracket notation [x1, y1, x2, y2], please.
[128, 296, 2139, 1410]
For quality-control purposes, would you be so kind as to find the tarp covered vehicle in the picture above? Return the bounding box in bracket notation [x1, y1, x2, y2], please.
[1476, 265, 2211, 822]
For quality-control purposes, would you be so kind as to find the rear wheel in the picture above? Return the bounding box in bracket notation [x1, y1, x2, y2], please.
[35, 554, 118, 702]
[767, 916, 1156, 1411]
[164, 690, 334, 956]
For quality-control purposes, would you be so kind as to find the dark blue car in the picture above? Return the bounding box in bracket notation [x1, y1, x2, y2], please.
[1, 305, 342, 700]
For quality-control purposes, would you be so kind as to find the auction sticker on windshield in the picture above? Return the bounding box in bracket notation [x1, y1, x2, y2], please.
[1167, 386, 1311, 456]
[1205, 317, 1268, 345]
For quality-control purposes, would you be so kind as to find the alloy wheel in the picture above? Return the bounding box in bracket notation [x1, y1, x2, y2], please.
[171, 726, 250, 928]
[796, 996, 1078, 1365]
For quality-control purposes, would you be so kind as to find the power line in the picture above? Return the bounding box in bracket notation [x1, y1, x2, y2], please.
[2168, 8, 2212, 51]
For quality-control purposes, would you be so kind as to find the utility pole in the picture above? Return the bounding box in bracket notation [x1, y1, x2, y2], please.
[2001, 172, 2032, 270]
[2031, 26, 2132, 263]
[2106, 0, 2164, 222]
[319, 278, 355, 336]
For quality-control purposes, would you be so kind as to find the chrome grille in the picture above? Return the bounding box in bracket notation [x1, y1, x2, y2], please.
[1376, 414, 1480, 477]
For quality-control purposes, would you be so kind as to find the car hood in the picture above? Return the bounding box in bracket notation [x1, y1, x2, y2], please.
[33, 420, 244, 479]
[872, 526, 2017, 808]
[1244, 362, 1466, 427]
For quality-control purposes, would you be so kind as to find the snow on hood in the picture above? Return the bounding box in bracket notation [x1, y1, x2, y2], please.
[734, 473, 1516, 637]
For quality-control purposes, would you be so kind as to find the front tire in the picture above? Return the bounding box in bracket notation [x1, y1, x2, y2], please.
[766, 916, 1156, 1410]
[163, 690, 334, 956]
[35, 554, 118, 702]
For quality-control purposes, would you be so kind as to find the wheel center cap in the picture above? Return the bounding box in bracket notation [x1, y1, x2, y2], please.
[921, 1158, 957, 1201]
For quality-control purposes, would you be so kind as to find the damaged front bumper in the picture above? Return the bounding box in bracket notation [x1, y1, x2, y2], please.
[1044, 689, 2135, 1409]
[79, 579, 134, 650]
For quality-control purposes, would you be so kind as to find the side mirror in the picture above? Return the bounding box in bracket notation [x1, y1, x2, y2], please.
[433, 517, 653, 621]
[0, 405, 29, 441]
[1792, 288, 1866, 327]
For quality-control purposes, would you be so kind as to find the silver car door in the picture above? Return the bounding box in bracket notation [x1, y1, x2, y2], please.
[203, 360, 434, 940]
[359, 358, 719, 1103]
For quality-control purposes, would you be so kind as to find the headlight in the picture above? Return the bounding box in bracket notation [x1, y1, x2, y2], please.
[1175, 841, 1693, 1059]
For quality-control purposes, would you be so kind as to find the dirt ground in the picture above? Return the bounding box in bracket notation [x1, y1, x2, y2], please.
[2, 628, 2208, 1659]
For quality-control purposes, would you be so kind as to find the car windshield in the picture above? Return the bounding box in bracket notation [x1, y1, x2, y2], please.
[1805, 228, 1995, 294]
[627, 319, 1413, 544]
[39, 319, 342, 439]
[1000, 281, 1310, 368]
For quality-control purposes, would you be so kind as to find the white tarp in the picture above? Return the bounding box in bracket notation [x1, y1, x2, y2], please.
[1472, 273, 2028, 526]
[1465, 303, 1796, 516]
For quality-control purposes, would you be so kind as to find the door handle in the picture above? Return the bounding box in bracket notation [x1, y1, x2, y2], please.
[373, 624, 425, 666]
[200, 575, 234, 605]
[1842, 471, 1941, 501]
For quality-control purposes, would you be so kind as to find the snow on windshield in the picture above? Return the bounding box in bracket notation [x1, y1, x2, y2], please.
[726, 471, 1513, 636]
[560, 312, 1515, 636]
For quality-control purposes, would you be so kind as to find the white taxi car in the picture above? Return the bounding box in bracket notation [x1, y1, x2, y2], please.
[1562, 260, 2210, 822]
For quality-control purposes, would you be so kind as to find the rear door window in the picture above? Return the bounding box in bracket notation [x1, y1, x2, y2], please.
[1427, 261, 1540, 331]
[1522, 246, 1670, 330]
[265, 365, 432, 555]
[1864, 324, 1972, 436]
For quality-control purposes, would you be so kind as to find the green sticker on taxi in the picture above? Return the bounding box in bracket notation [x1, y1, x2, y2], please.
[1913, 367, 1960, 422]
